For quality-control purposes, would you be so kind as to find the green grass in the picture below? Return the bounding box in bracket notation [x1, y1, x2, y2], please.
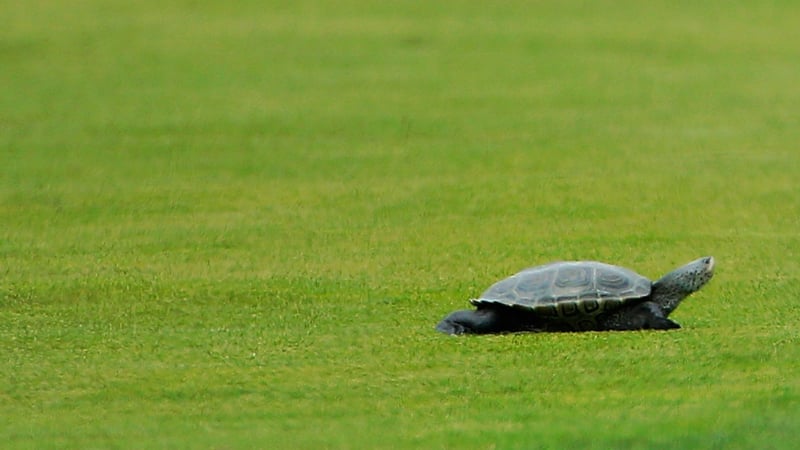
[2, 0, 800, 448]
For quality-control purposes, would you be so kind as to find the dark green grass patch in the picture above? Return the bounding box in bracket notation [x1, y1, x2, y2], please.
[3, 0, 800, 448]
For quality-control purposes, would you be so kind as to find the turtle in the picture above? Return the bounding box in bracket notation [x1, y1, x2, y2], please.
[435, 256, 715, 335]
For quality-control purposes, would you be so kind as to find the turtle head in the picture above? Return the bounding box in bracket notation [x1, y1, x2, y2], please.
[652, 256, 715, 316]
[664, 256, 715, 293]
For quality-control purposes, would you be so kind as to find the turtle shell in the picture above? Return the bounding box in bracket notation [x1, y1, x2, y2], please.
[470, 261, 651, 319]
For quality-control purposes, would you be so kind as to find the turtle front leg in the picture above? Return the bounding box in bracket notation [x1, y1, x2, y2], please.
[435, 308, 503, 335]
[599, 302, 681, 331]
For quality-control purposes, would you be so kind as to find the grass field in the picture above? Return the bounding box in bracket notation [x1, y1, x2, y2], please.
[2, 0, 800, 448]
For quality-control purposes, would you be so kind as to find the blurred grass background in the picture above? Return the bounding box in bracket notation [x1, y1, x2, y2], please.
[2, 1, 799, 448]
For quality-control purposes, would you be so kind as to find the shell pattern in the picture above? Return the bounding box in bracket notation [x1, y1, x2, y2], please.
[470, 261, 652, 320]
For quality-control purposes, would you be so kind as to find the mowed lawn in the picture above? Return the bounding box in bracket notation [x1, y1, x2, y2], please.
[2, 1, 800, 448]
